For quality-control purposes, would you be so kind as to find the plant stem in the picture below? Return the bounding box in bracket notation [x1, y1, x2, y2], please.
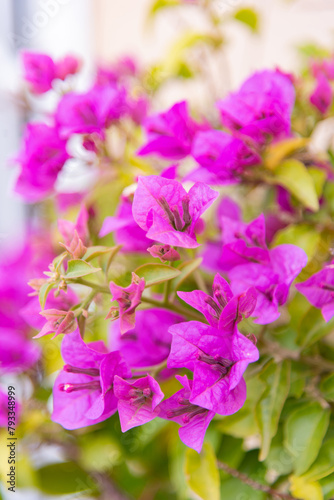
[71, 278, 110, 294]
[217, 461, 295, 500]
[141, 296, 204, 322]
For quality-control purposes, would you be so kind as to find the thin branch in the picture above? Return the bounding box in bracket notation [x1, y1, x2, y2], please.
[217, 461, 295, 500]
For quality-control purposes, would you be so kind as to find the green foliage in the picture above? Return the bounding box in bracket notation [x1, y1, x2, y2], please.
[256, 359, 291, 460]
[233, 8, 259, 32]
[284, 402, 330, 476]
[273, 224, 320, 260]
[65, 259, 101, 279]
[185, 443, 220, 500]
[272, 159, 319, 211]
[320, 373, 334, 402]
[134, 263, 181, 286]
[38, 281, 55, 309]
[36, 462, 98, 495]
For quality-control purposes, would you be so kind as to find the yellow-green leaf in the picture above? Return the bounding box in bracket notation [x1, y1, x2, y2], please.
[134, 263, 180, 287]
[284, 402, 330, 476]
[66, 260, 101, 279]
[148, 0, 180, 18]
[171, 257, 203, 291]
[273, 159, 319, 211]
[264, 137, 309, 170]
[185, 443, 220, 500]
[83, 245, 121, 262]
[256, 360, 291, 461]
[320, 373, 334, 402]
[297, 307, 334, 348]
[39, 282, 55, 309]
[234, 8, 259, 32]
[308, 167, 327, 197]
[272, 224, 319, 260]
[301, 439, 334, 482]
[290, 476, 323, 500]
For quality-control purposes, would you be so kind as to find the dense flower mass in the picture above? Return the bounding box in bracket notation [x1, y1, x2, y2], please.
[5, 22, 334, 498]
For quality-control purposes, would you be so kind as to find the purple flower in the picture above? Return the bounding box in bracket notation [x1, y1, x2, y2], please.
[217, 70, 295, 144]
[13, 123, 70, 202]
[310, 74, 333, 114]
[58, 205, 90, 247]
[109, 309, 184, 369]
[55, 85, 127, 139]
[178, 273, 257, 329]
[55, 55, 81, 81]
[188, 130, 260, 184]
[52, 329, 131, 430]
[230, 244, 308, 324]
[108, 273, 145, 334]
[114, 374, 164, 431]
[203, 213, 270, 273]
[147, 244, 180, 262]
[99, 194, 151, 253]
[22, 52, 81, 94]
[0, 328, 41, 375]
[137, 101, 205, 159]
[0, 232, 54, 331]
[168, 321, 259, 414]
[158, 375, 215, 453]
[296, 264, 334, 322]
[22, 52, 56, 94]
[132, 175, 218, 248]
[20, 288, 78, 339]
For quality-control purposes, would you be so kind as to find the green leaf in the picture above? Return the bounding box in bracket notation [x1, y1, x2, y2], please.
[264, 137, 309, 170]
[320, 472, 334, 500]
[301, 439, 334, 482]
[39, 282, 55, 309]
[134, 263, 180, 287]
[297, 307, 334, 348]
[148, 0, 180, 18]
[185, 442, 220, 500]
[290, 475, 323, 500]
[256, 360, 291, 461]
[36, 462, 98, 495]
[65, 259, 101, 279]
[83, 245, 121, 262]
[272, 224, 319, 260]
[320, 373, 334, 402]
[308, 167, 327, 198]
[284, 402, 330, 476]
[234, 8, 259, 32]
[171, 257, 203, 291]
[272, 159, 319, 211]
[216, 376, 265, 438]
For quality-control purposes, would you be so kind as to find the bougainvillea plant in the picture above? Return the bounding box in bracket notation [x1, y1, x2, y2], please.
[2, 2, 334, 500]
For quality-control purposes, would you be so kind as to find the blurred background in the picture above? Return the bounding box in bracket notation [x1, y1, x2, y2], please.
[1, 0, 334, 247]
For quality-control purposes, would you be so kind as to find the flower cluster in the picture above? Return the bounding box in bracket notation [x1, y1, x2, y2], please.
[5, 44, 334, 473]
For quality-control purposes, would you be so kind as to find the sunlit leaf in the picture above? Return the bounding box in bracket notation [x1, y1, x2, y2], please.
[134, 263, 180, 286]
[290, 475, 323, 500]
[256, 360, 291, 461]
[272, 159, 319, 211]
[65, 260, 101, 279]
[301, 439, 334, 482]
[234, 8, 259, 32]
[83, 245, 121, 262]
[284, 402, 330, 476]
[264, 137, 309, 170]
[185, 443, 220, 500]
[39, 282, 55, 309]
[171, 257, 203, 291]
